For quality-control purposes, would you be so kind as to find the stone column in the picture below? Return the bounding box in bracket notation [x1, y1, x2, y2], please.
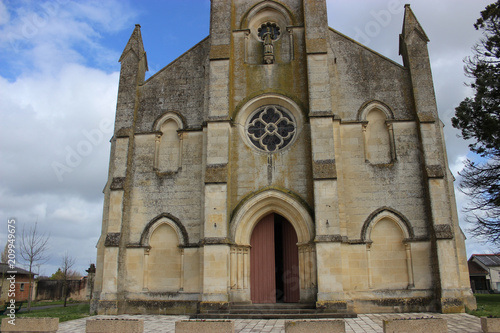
[366, 243, 373, 289]
[405, 243, 414, 288]
[303, 0, 346, 311]
[142, 248, 149, 291]
[179, 248, 184, 291]
[201, 0, 232, 310]
[229, 245, 250, 302]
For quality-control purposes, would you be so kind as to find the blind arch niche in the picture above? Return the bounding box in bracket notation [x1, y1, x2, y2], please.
[153, 112, 184, 174]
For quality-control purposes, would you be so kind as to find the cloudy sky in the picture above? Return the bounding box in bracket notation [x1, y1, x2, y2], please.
[0, 0, 495, 277]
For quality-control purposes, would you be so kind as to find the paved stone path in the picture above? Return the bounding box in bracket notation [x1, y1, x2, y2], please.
[58, 312, 483, 332]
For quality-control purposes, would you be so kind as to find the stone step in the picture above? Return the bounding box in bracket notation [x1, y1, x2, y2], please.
[192, 313, 357, 320]
[196, 303, 357, 319]
[230, 303, 316, 310]
[200, 303, 318, 314]
[203, 308, 318, 314]
[233, 308, 319, 314]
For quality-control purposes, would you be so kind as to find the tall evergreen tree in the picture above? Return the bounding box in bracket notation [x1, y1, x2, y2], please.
[452, 1, 500, 246]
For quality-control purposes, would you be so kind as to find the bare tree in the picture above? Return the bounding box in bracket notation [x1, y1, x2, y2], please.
[61, 252, 76, 307]
[19, 222, 50, 311]
[0, 243, 7, 302]
[1, 243, 8, 263]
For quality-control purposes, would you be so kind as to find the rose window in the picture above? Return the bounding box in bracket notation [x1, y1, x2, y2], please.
[246, 105, 296, 152]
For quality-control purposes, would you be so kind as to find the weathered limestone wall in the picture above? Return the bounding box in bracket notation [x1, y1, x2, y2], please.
[309, 27, 437, 313]
[94, 0, 475, 315]
[336, 121, 427, 240]
[229, 0, 312, 214]
[230, 125, 313, 212]
[135, 39, 210, 131]
[328, 30, 414, 120]
[125, 131, 204, 244]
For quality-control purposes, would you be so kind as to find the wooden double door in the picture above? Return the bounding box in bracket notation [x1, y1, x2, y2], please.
[250, 213, 300, 303]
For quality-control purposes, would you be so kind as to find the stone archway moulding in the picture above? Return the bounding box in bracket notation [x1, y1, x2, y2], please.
[230, 189, 314, 246]
[357, 100, 395, 121]
[152, 111, 185, 132]
[240, 1, 295, 32]
[360, 207, 414, 242]
[140, 213, 188, 247]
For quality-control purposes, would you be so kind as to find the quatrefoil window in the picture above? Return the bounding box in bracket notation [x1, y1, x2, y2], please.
[246, 105, 296, 152]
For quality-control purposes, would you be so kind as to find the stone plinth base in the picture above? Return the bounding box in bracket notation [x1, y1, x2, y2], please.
[481, 317, 500, 333]
[1, 317, 59, 332]
[383, 317, 447, 333]
[86, 318, 144, 333]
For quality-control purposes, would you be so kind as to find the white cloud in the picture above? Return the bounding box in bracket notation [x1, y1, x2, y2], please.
[0, 64, 118, 195]
[0, 64, 117, 275]
[0, 0, 132, 276]
[449, 155, 468, 178]
[72, 1, 136, 33]
[0, 0, 9, 25]
[0, 190, 102, 275]
[0, 0, 135, 77]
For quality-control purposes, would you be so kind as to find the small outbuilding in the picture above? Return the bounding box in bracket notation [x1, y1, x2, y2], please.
[468, 254, 500, 293]
[0, 263, 35, 302]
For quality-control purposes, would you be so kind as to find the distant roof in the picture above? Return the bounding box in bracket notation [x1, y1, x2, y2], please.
[471, 254, 500, 267]
[0, 263, 34, 276]
[468, 260, 488, 275]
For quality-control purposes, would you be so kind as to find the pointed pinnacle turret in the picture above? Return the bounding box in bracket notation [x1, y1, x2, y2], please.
[401, 4, 429, 43]
[399, 4, 438, 122]
[115, 24, 148, 133]
[119, 24, 148, 71]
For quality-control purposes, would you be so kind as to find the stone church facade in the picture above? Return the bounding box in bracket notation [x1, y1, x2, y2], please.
[93, 0, 476, 315]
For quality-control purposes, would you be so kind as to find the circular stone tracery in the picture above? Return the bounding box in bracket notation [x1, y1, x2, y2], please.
[257, 22, 280, 41]
[246, 105, 296, 152]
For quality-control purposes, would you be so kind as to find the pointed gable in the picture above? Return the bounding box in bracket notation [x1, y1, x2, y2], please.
[119, 24, 148, 71]
[401, 4, 429, 43]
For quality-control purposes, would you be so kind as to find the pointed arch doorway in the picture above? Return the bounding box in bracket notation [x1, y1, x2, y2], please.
[250, 213, 300, 303]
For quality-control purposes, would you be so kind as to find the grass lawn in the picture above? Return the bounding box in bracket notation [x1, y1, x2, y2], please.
[3, 303, 93, 323]
[468, 294, 500, 318]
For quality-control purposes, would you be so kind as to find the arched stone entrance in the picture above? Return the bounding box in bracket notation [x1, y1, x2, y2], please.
[250, 213, 299, 303]
[229, 190, 316, 303]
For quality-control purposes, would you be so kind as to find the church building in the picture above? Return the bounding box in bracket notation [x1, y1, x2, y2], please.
[93, 0, 476, 315]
